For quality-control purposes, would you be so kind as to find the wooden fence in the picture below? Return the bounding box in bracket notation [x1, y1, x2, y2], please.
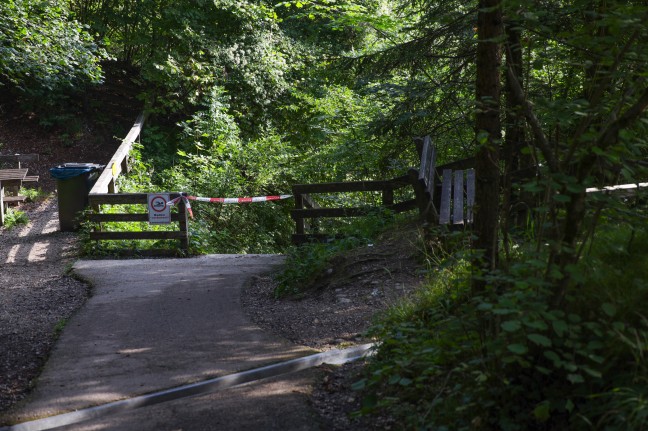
[291, 175, 417, 243]
[87, 113, 190, 255]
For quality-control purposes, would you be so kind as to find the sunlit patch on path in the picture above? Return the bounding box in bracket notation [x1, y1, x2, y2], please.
[1, 197, 76, 265]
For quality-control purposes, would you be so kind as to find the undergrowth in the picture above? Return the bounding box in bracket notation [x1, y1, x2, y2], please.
[354, 223, 648, 430]
[2, 207, 29, 229]
[19, 187, 48, 203]
[275, 209, 401, 298]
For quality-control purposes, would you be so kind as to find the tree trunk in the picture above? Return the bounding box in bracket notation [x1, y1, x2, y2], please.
[473, 0, 503, 293]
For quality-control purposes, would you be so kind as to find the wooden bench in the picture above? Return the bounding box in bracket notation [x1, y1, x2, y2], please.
[0, 154, 39, 198]
[409, 136, 475, 227]
[3, 195, 27, 205]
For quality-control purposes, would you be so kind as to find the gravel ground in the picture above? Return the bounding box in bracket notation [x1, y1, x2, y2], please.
[0, 197, 90, 413]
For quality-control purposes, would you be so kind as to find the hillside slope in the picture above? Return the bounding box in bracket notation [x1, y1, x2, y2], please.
[0, 66, 141, 191]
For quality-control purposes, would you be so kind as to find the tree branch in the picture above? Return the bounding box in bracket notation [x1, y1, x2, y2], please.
[505, 64, 559, 173]
[597, 86, 648, 150]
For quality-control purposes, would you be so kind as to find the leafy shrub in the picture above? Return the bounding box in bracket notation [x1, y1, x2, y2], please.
[355, 225, 648, 430]
[2, 208, 28, 229]
[19, 187, 48, 203]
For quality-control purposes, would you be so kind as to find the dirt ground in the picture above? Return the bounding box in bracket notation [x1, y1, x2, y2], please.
[242, 225, 423, 430]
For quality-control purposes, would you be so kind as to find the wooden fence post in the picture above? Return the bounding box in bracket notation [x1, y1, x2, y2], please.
[178, 197, 189, 252]
[382, 186, 394, 206]
[294, 192, 305, 236]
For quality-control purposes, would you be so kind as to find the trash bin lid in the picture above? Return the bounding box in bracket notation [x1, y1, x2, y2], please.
[50, 163, 105, 179]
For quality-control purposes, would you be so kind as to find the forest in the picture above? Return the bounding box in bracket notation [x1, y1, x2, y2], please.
[1, 0, 647, 429]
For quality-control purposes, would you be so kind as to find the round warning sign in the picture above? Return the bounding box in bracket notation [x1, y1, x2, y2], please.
[148, 193, 171, 224]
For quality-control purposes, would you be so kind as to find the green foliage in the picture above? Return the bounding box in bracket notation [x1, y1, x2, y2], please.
[0, 0, 107, 97]
[74, 0, 292, 130]
[19, 187, 48, 203]
[2, 207, 28, 229]
[356, 224, 648, 430]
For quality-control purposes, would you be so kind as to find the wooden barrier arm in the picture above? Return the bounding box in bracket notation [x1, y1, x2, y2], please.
[90, 112, 147, 195]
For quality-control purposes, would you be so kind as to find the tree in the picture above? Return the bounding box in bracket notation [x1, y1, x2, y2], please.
[501, 0, 648, 301]
[473, 0, 503, 290]
[0, 0, 105, 97]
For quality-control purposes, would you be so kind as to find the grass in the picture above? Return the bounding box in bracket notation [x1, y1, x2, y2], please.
[53, 318, 68, 338]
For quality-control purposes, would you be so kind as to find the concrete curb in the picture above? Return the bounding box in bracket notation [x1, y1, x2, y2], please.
[3, 343, 374, 431]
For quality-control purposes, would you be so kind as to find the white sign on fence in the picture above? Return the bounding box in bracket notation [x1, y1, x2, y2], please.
[147, 193, 171, 224]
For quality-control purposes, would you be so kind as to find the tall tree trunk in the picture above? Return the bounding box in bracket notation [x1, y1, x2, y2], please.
[473, 0, 503, 293]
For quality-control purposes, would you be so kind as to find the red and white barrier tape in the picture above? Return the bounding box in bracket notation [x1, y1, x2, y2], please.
[167, 195, 194, 218]
[189, 194, 292, 204]
[167, 193, 292, 219]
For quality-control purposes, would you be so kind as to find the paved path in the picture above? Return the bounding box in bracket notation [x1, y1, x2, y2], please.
[4, 255, 322, 430]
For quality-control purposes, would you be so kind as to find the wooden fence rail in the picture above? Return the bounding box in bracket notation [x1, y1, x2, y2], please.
[90, 112, 146, 195]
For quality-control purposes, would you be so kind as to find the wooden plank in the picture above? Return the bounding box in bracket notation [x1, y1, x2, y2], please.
[88, 213, 185, 222]
[23, 176, 39, 182]
[177, 199, 189, 251]
[89, 231, 186, 241]
[3, 195, 26, 204]
[453, 170, 464, 225]
[292, 198, 416, 219]
[425, 144, 437, 197]
[89, 193, 148, 205]
[389, 174, 412, 187]
[466, 169, 475, 223]
[439, 169, 452, 224]
[89, 192, 183, 206]
[382, 187, 394, 206]
[391, 199, 418, 214]
[408, 168, 428, 216]
[90, 112, 147, 194]
[0, 169, 27, 181]
[436, 157, 476, 174]
[294, 194, 305, 235]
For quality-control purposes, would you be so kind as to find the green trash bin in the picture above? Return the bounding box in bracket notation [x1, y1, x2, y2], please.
[49, 163, 104, 232]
